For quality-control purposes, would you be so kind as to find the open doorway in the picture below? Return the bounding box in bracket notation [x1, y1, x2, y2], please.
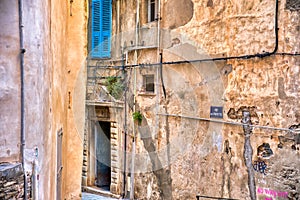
[95, 121, 111, 191]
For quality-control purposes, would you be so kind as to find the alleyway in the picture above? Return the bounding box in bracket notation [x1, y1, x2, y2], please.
[82, 192, 118, 200]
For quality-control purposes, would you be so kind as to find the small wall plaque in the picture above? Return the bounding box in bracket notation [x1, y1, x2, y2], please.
[95, 106, 110, 119]
[210, 106, 223, 118]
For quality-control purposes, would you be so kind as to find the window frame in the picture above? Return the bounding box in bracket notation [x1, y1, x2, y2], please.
[143, 74, 155, 93]
[90, 0, 112, 59]
[148, 0, 158, 23]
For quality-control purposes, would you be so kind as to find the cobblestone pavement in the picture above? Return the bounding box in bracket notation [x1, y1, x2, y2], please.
[82, 192, 118, 200]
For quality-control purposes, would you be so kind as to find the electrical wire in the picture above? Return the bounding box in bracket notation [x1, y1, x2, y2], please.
[89, 0, 299, 70]
[157, 113, 298, 134]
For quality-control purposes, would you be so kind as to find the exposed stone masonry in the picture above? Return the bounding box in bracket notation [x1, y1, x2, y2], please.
[286, 0, 300, 11]
[82, 118, 89, 186]
[0, 163, 24, 200]
[110, 122, 120, 194]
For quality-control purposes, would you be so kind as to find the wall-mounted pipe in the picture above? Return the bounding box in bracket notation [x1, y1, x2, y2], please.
[154, 0, 161, 144]
[129, 1, 140, 199]
[122, 52, 127, 198]
[18, 0, 27, 199]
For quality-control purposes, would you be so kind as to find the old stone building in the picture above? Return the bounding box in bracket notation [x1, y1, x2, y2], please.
[0, 0, 86, 199]
[1, 0, 299, 200]
[85, 0, 300, 200]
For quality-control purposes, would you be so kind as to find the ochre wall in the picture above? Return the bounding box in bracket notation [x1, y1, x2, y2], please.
[0, 0, 87, 199]
[63, 0, 88, 199]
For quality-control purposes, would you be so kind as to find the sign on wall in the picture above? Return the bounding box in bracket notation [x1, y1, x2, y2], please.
[210, 106, 223, 118]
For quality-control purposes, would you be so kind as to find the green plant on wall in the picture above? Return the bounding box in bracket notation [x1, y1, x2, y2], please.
[132, 111, 142, 125]
[105, 76, 124, 100]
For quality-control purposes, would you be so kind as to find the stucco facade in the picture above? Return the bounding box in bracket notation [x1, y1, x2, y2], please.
[0, 0, 87, 199]
[86, 0, 299, 200]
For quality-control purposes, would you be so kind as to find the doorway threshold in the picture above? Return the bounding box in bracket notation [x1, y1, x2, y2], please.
[82, 186, 121, 199]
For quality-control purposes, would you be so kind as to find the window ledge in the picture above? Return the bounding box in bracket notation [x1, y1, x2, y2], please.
[141, 21, 158, 29]
[138, 92, 156, 97]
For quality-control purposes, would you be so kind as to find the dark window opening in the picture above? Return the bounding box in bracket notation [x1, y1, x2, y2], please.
[148, 0, 157, 22]
[143, 75, 155, 93]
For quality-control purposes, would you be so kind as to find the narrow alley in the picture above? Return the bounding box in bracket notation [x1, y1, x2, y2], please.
[1, 0, 299, 199]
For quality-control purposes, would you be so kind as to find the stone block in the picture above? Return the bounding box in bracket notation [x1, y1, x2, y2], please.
[111, 160, 119, 168]
[82, 166, 88, 172]
[3, 181, 16, 187]
[0, 163, 23, 180]
[111, 122, 117, 128]
[110, 183, 119, 194]
[111, 167, 118, 173]
[111, 172, 118, 179]
[111, 140, 118, 147]
[111, 128, 118, 134]
[83, 161, 88, 166]
[111, 177, 118, 185]
[81, 176, 87, 186]
[83, 156, 88, 162]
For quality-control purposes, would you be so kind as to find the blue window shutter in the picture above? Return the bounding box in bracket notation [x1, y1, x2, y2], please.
[91, 0, 111, 58]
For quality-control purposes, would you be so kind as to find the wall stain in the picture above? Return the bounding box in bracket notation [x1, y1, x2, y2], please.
[137, 106, 173, 200]
[242, 110, 257, 200]
[164, 0, 194, 29]
[221, 140, 232, 198]
[278, 77, 287, 99]
[257, 143, 273, 158]
[277, 124, 300, 151]
[207, 0, 214, 8]
[227, 106, 259, 123]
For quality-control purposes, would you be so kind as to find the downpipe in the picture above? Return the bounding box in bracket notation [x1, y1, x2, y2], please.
[32, 147, 39, 200]
[18, 0, 27, 199]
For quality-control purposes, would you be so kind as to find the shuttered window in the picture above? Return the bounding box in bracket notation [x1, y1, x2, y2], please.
[91, 0, 112, 58]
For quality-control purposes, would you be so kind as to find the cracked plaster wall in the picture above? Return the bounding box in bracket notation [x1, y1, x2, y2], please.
[111, 0, 300, 199]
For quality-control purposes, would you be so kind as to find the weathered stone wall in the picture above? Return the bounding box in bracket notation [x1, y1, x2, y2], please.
[0, 163, 24, 199]
[109, 0, 300, 199]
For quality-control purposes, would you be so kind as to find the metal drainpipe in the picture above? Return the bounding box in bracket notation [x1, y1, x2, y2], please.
[122, 52, 128, 198]
[18, 0, 27, 199]
[129, 1, 140, 199]
[153, 0, 161, 169]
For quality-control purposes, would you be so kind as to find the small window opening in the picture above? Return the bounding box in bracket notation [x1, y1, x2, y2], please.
[148, 0, 158, 22]
[143, 75, 155, 93]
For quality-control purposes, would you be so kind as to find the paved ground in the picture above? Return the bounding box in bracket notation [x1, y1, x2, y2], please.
[82, 192, 118, 200]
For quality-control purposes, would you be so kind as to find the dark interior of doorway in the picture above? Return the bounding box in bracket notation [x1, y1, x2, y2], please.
[96, 121, 111, 191]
